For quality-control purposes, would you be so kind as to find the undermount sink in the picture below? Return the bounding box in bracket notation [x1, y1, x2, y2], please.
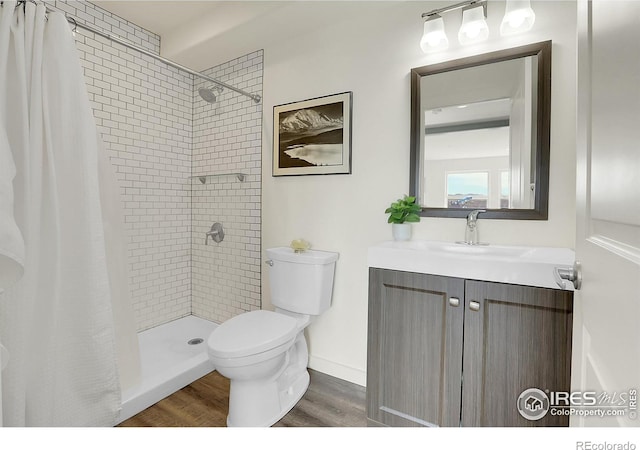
[368, 240, 576, 290]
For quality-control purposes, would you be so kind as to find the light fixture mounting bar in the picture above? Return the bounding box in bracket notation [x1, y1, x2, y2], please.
[421, 0, 486, 19]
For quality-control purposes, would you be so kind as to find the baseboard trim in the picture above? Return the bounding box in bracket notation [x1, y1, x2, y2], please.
[308, 354, 366, 387]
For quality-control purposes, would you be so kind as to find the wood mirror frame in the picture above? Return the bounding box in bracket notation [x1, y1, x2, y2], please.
[410, 41, 552, 219]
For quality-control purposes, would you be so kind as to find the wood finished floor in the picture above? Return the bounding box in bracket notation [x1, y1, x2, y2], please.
[118, 369, 367, 427]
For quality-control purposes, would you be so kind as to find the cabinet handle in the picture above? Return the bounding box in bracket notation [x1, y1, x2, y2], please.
[449, 297, 460, 307]
[469, 301, 480, 311]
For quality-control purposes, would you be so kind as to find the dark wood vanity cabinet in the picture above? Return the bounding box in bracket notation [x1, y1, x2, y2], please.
[366, 269, 465, 427]
[366, 268, 574, 427]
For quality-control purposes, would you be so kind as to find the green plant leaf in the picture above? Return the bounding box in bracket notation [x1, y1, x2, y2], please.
[385, 194, 421, 223]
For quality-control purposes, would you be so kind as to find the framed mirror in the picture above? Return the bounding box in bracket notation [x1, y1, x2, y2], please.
[410, 41, 551, 219]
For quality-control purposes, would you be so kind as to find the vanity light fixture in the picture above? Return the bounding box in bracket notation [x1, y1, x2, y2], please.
[458, 2, 489, 45]
[500, 0, 536, 36]
[420, 14, 449, 52]
[420, 0, 536, 53]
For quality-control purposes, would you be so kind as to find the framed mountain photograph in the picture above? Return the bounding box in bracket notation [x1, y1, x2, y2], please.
[273, 92, 352, 176]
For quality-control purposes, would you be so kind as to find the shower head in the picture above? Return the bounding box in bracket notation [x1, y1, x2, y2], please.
[198, 86, 223, 103]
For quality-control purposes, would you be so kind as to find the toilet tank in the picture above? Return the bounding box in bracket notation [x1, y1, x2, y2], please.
[266, 247, 338, 315]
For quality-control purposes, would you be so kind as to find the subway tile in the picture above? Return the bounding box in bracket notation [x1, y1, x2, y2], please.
[75, 2, 262, 330]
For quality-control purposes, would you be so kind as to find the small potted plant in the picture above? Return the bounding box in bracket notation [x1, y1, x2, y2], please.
[385, 195, 421, 241]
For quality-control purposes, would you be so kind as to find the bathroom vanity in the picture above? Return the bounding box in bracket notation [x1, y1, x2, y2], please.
[366, 241, 576, 427]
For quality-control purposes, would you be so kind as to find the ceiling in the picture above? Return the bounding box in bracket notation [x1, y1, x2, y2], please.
[92, 1, 287, 36]
[91, 1, 283, 68]
[91, 1, 392, 71]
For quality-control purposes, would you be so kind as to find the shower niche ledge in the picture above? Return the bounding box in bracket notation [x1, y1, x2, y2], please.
[189, 172, 246, 184]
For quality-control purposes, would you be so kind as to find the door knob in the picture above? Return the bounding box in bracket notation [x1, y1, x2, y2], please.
[554, 261, 582, 290]
[449, 297, 460, 307]
[469, 301, 480, 311]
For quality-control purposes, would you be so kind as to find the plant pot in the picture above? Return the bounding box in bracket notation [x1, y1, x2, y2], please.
[392, 223, 412, 241]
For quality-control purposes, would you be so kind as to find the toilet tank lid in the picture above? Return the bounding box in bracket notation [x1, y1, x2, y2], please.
[208, 310, 298, 358]
[266, 247, 339, 265]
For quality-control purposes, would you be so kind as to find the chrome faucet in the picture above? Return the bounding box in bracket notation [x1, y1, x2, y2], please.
[463, 210, 486, 245]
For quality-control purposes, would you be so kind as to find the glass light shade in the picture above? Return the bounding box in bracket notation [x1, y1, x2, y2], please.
[420, 15, 448, 53]
[500, 0, 536, 35]
[458, 5, 489, 45]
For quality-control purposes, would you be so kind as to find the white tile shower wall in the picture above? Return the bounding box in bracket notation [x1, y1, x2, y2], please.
[191, 51, 263, 323]
[60, 1, 193, 330]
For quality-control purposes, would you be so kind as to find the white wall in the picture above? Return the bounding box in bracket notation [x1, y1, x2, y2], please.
[256, 1, 577, 386]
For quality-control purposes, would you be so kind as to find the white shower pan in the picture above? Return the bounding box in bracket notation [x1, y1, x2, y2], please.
[116, 315, 217, 424]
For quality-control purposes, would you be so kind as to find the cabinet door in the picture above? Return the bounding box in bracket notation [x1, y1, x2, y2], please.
[367, 268, 465, 427]
[461, 280, 573, 426]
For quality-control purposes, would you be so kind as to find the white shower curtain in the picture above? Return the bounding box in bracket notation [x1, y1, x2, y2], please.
[0, 1, 134, 426]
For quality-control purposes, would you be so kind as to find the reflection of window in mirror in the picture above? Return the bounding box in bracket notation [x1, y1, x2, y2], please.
[446, 172, 488, 208]
[500, 171, 510, 208]
[424, 97, 511, 210]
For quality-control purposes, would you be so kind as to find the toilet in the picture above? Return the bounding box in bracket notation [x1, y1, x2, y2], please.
[207, 246, 338, 427]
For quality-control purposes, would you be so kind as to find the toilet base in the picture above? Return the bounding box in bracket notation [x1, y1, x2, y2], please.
[226, 368, 310, 427]
[223, 332, 311, 427]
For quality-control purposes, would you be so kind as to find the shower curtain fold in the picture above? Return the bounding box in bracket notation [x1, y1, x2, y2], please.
[0, 1, 126, 426]
[0, 1, 25, 287]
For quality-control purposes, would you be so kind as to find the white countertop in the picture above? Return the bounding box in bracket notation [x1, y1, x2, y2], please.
[368, 240, 576, 290]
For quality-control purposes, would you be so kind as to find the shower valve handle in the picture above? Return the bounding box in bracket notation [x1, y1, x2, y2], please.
[205, 223, 224, 245]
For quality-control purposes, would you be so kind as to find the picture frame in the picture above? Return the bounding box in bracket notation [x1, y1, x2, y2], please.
[273, 91, 352, 176]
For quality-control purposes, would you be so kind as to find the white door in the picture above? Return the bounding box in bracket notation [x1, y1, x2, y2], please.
[572, 0, 640, 426]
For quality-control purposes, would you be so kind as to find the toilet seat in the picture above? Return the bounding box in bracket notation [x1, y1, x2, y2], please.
[208, 310, 298, 359]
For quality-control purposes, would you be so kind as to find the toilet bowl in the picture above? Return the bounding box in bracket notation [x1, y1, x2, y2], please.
[208, 309, 311, 427]
[207, 247, 338, 427]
